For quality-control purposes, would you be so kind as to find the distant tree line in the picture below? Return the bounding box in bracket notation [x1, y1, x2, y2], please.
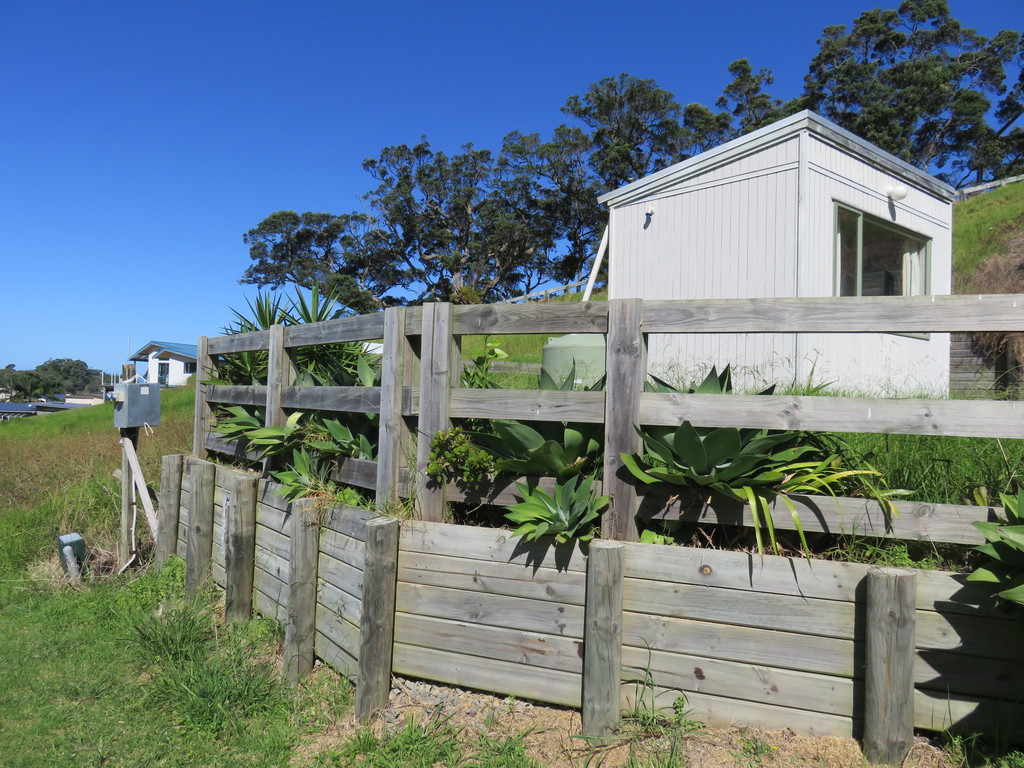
[0, 359, 103, 401]
[241, 0, 1023, 310]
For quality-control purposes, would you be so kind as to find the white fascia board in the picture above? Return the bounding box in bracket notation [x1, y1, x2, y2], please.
[598, 110, 955, 208]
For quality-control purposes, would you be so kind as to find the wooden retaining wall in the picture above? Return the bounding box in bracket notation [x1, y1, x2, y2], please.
[160, 460, 1024, 745]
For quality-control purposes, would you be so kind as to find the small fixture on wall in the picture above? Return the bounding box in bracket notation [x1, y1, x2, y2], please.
[644, 205, 655, 229]
[885, 183, 909, 201]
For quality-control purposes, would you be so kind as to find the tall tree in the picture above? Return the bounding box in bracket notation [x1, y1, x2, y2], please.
[360, 140, 556, 303]
[798, 0, 1023, 184]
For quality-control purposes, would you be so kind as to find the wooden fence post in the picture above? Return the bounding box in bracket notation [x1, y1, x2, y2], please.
[376, 307, 412, 509]
[864, 567, 916, 765]
[224, 472, 258, 623]
[602, 298, 646, 541]
[192, 336, 213, 459]
[415, 302, 457, 522]
[285, 497, 321, 685]
[185, 460, 216, 597]
[582, 540, 625, 739]
[355, 516, 400, 722]
[154, 454, 184, 570]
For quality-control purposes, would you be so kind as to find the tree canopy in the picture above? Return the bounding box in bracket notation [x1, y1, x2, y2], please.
[240, 0, 1021, 310]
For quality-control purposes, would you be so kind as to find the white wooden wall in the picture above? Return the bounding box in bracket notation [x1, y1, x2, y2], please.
[608, 130, 953, 394]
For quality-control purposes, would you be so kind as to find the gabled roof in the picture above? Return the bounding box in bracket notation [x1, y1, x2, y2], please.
[130, 341, 198, 362]
[598, 110, 955, 208]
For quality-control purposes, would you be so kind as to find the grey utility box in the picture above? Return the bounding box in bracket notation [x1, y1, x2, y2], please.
[113, 382, 161, 428]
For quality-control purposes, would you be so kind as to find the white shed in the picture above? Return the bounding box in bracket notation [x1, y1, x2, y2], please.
[599, 110, 955, 395]
[129, 341, 198, 387]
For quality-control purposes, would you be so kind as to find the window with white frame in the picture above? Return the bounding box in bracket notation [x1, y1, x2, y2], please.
[835, 204, 930, 297]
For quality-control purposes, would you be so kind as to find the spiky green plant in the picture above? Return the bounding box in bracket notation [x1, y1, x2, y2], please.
[504, 475, 607, 543]
[967, 489, 1024, 607]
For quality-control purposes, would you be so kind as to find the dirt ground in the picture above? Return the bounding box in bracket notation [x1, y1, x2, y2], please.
[295, 669, 954, 768]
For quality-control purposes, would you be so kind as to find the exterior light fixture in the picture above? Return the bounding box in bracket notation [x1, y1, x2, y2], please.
[885, 183, 909, 201]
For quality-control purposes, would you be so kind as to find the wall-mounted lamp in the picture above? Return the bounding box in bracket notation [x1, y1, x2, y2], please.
[885, 183, 909, 201]
[645, 206, 655, 219]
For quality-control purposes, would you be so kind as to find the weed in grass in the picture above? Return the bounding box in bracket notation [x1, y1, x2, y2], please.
[733, 731, 776, 766]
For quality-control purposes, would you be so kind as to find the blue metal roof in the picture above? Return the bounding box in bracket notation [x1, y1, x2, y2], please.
[130, 341, 198, 361]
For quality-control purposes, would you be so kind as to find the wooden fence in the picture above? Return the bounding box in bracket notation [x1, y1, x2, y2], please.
[172, 295, 1024, 758]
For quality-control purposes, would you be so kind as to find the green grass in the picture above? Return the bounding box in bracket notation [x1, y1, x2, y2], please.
[953, 182, 1024, 292]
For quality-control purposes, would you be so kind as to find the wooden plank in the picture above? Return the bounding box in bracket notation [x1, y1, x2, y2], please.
[254, 562, 288, 603]
[283, 312, 385, 347]
[256, 522, 290, 561]
[185, 461, 215, 597]
[319, 551, 364, 601]
[395, 582, 585, 638]
[637, 391, 1024, 440]
[392, 643, 582, 708]
[316, 596, 361, 655]
[356, 517, 400, 722]
[320, 504, 375, 540]
[641, 294, 1024, 333]
[914, 689, 1024, 737]
[319, 527, 367, 571]
[397, 550, 586, 605]
[316, 621, 360, 676]
[206, 384, 266, 406]
[154, 454, 184, 570]
[207, 329, 270, 355]
[623, 578, 857, 639]
[255, 543, 289, 584]
[415, 303, 456, 521]
[257, 481, 292, 515]
[444, 474, 565, 507]
[329, 459, 378, 490]
[284, 498, 320, 684]
[621, 684, 854, 738]
[193, 336, 212, 459]
[316, 629, 360, 680]
[915, 609, 1024, 661]
[583, 541, 624, 739]
[265, 323, 290, 427]
[394, 613, 584, 675]
[254, 580, 289, 624]
[449, 389, 605, 423]
[864, 568, 916, 764]
[452, 302, 609, 335]
[623, 646, 854, 717]
[639, 490, 991, 546]
[205, 433, 262, 462]
[626, 609, 853, 680]
[916, 569, 1018, 619]
[603, 298, 646, 541]
[281, 385, 381, 413]
[224, 473, 258, 623]
[318, 580, 364, 627]
[622, 543, 870, 602]
[915, 647, 1024, 702]
[376, 307, 412, 507]
[399, 519, 588, 572]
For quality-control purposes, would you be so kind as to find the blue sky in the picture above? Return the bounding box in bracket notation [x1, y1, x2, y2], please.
[1, 0, 1020, 374]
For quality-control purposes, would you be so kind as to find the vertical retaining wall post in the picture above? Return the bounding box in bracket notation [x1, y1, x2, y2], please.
[185, 461, 216, 597]
[864, 566, 916, 765]
[355, 516, 400, 722]
[582, 540, 625, 739]
[602, 298, 646, 541]
[224, 472, 258, 623]
[154, 454, 184, 570]
[285, 497, 321, 685]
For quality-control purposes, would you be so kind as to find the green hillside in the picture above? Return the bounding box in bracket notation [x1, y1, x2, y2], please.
[953, 181, 1024, 291]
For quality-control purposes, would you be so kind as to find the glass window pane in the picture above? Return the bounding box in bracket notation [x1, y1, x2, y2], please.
[860, 218, 905, 296]
[837, 208, 859, 297]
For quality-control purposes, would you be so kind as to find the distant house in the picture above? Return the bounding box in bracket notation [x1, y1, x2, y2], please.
[599, 110, 955, 394]
[129, 341, 198, 386]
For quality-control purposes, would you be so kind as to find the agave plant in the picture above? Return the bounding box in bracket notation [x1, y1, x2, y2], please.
[622, 421, 882, 555]
[504, 475, 608, 544]
[967, 489, 1024, 607]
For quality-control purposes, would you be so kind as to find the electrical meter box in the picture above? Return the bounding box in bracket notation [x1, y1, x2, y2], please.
[113, 382, 161, 428]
